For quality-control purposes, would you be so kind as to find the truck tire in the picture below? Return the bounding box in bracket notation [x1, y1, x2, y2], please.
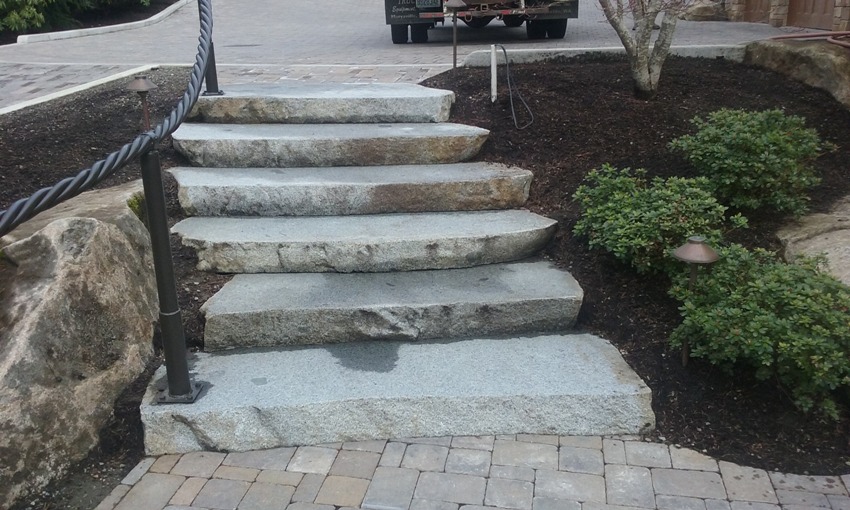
[463, 16, 494, 28]
[391, 24, 409, 44]
[410, 23, 429, 43]
[526, 20, 546, 39]
[546, 19, 568, 39]
[502, 15, 524, 27]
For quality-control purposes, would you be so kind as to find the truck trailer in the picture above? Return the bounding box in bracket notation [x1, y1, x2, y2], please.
[384, 0, 579, 44]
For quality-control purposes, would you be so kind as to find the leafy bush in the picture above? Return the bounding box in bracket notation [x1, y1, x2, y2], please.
[670, 244, 850, 419]
[669, 109, 831, 216]
[572, 165, 745, 274]
[1, 0, 149, 33]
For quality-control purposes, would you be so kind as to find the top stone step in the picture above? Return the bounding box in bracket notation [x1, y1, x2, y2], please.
[188, 83, 454, 124]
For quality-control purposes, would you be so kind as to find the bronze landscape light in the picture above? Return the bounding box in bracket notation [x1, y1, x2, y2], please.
[127, 75, 157, 131]
[672, 235, 720, 367]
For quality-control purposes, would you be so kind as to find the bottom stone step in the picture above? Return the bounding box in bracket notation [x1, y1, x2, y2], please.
[141, 335, 655, 455]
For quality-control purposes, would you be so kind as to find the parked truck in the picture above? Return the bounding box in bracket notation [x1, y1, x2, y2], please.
[384, 0, 579, 44]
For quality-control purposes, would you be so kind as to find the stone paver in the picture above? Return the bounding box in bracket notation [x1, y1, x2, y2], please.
[452, 436, 495, 451]
[535, 469, 606, 503]
[830, 494, 850, 509]
[239, 483, 296, 510]
[603, 439, 627, 465]
[446, 448, 492, 476]
[559, 445, 604, 475]
[728, 502, 780, 510]
[670, 447, 718, 472]
[380, 442, 407, 468]
[114, 473, 185, 510]
[414, 472, 487, 505]
[314, 475, 370, 507]
[150, 455, 182, 474]
[171, 452, 226, 478]
[719, 462, 777, 504]
[122, 458, 156, 485]
[606, 464, 655, 508]
[343, 440, 387, 453]
[484, 477, 533, 510]
[402, 443, 450, 472]
[255, 470, 303, 486]
[531, 496, 581, 510]
[652, 468, 727, 500]
[625, 442, 672, 469]
[191, 478, 250, 509]
[362, 467, 419, 510]
[410, 499, 460, 510]
[769, 472, 849, 495]
[224, 447, 297, 471]
[213, 465, 259, 482]
[288, 447, 338, 475]
[291, 473, 325, 503]
[492, 440, 558, 470]
[490, 465, 535, 482]
[329, 449, 381, 479]
[560, 436, 603, 449]
[775, 488, 830, 507]
[169, 477, 207, 506]
[655, 494, 707, 510]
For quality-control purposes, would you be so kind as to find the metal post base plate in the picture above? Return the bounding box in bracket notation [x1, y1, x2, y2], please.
[156, 381, 204, 404]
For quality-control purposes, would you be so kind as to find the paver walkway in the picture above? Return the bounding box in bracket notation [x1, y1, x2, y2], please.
[2, 1, 844, 508]
[98, 434, 850, 510]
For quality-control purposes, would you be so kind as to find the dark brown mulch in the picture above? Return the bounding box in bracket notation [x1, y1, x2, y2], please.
[3, 49, 850, 510]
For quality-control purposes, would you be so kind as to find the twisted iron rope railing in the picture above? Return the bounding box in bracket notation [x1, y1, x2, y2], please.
[0, 0, 215, 238]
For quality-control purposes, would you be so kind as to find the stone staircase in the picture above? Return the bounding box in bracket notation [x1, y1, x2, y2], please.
[140, 82, 654, 455]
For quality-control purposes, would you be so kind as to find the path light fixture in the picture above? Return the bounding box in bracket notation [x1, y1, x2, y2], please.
[672, 235, 720, 367]
[446, 0, 467, 69]
[127, 75, 157, 131]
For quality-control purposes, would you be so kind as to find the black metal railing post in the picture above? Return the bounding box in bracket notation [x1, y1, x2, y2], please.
[199, 0, 223, 96]
[140, 149, 202, 403]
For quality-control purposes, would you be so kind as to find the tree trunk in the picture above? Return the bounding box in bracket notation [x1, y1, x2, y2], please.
[597, 0, 682, 100]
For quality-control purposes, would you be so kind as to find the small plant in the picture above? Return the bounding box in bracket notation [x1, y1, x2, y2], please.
[670, 244, 850, 419]
[572, 165, 745, 274]
[669, 109, 831, 216]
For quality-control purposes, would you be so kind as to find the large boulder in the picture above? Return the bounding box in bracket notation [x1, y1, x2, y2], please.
[778, 195, 850, 286]
[0, 181, 157, 508]
[744, 40, 850, 110]
[680, 0, 727, 21]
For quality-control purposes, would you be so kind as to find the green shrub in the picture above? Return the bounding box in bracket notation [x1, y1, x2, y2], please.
[669, 109, 830, 216]
[572, 165, 745, 274]
[670, 244, 850, 419]
[1, 0, 149, 32]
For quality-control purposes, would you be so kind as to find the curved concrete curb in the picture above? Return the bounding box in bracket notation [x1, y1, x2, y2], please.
[15, 0, 193, 44]
[462, 44, 747, 66]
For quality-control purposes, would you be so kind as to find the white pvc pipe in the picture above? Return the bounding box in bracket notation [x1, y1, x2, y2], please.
[491, 44, 497, 103]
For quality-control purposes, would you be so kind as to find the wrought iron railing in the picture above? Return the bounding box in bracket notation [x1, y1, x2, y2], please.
[0, 0, 221, 403]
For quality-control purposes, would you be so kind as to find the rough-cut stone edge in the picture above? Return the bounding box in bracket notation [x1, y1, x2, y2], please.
[187, 84, 455, 124]
[141, 335, 655, 454]
[744, 40, 850, 110]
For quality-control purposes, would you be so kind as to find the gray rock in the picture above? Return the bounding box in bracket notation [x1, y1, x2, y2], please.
[168, 163, 532, 216]
[172, 210, 557, 273]
[201, 259, 583, 350]
[171, 123, 490, 168]
[188, 83, 454, 124]
[777, 195, 850, 285]
[680, 0, 728, 21]
[745, 40, 850, 110]
[140, 335, 655, 454]
[0, 181, 157, 508]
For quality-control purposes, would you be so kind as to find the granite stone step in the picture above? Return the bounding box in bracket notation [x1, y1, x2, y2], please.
[141, 334, 655, 454]
[171, 123, 489, 168]
[167, 163, 532, 216]
[171, 210, 557, 273]
[200, 259, 582, 350]
[187, 82, 454, 124]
